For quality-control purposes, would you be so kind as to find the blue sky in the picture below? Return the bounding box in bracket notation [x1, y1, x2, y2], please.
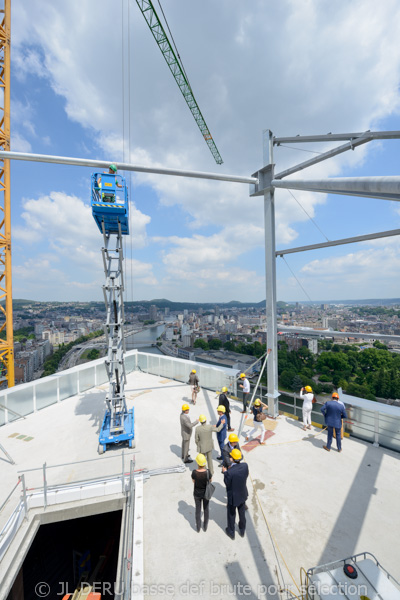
[9, 0, 400, 303]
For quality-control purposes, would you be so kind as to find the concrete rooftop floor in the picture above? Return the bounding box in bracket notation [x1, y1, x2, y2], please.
[1, 370, 400, 599]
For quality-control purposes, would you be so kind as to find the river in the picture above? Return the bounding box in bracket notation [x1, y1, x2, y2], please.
[125, 323, 166, 355]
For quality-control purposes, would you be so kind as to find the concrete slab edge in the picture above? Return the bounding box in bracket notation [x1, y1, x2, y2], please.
[131, 474, 144, 600]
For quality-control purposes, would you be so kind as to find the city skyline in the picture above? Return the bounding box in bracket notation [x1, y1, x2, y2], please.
[10, 0, 400, 303]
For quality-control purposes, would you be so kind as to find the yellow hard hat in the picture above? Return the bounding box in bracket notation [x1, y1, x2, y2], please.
[239, 373, 246, 378]
[182, 403, 190, 411]
[199, 414, 207, 423]
[191, 369, 196, 374]
[217, 405, 226, 413]
[230, 448, 242, 461]
[305, 385, 313, 392]
[228, 433, 239, 443]
[222, 386, 228, 393]
[254, 398, 261, 406]
[332, 392, 339, 399]
[196, 453, 207, 467]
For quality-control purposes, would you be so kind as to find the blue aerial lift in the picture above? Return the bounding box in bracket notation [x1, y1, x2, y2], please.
[91, 168, 135, 454]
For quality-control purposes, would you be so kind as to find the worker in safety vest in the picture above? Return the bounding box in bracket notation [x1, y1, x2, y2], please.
[97, 164, 122, 190]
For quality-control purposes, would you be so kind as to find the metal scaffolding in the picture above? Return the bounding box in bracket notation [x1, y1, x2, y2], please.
[101, 224, 128, 443]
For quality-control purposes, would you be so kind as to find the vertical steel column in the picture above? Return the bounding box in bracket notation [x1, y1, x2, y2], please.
[0, 0, 14, 387]
[263, 130, 279, 417]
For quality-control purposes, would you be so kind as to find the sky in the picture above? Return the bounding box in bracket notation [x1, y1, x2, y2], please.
[8, 0, 400, 304]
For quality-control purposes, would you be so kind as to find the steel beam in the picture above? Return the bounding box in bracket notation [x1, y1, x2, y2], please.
[274, 135, 372, 180]
[274, 130, 400, 144]
[0, 150, 257, 185]
[272, 176, 400, 201]
[276, 229, 400, 256]
[263, 130, 279, 418]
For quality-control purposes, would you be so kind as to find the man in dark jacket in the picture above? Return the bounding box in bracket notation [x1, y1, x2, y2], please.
[321, 395, 347, 452]
[222, 449, 249, 539]
[218, 387, 234, 431]
[222, 433, 241, 468]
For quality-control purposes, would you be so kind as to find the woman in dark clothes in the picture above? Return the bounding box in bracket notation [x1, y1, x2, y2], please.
[191, 453, 212, 532]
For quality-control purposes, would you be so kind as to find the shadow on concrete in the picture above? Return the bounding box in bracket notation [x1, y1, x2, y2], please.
[181, 414, 282, 597]
[220, 514, 280, 598]
[177, 499, 197, 531]
[170, 443, 182, 459]
[74, 389, 105, 434]
[318, 442, 384, 565]
[203, 388, 218, 424]
[300, 432, 328, 449]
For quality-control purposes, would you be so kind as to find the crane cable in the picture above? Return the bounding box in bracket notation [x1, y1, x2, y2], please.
[280, 255, 314, 304]
[286, 189, 330, 243]
[121, 0, 135, 306]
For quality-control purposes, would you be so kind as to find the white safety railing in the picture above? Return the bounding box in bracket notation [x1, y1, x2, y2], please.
[0, 452, 135, 567]
[268, 388, 400, 453]
[1, 351, 399, 452]
[0, 350, 238, 426]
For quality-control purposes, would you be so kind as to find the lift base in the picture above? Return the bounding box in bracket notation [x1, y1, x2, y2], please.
[98, 408, 135, 454]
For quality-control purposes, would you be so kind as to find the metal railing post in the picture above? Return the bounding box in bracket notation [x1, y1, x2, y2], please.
[21, 474, 28, 520]
[43, 462, 47, 509]
[374, 412, 380, 447]
[121, 450, 125, 495]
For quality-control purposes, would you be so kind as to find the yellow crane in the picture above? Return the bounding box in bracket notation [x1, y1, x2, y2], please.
[0, 0, 14, 387]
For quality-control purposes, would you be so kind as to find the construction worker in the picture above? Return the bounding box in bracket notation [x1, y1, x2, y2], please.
[245, 398, 267, 444]
[108, 163, 122, 187]
[180, 404, 199, 464]
[215, 405, 227, 460]
[222, 449, 249, 540]
[188, 369, 200, 404]
[222, 433, 241, 468]
[195, 415, 217, 475]
[191, 454, 212, 532]
[218, 387, 234, 431]
[332, 392, 345, 442]
[299, 385, 315, 431]
[96, 164, 122, 191]
[321, 394, 347, 453]
[239, 372, 250, 413]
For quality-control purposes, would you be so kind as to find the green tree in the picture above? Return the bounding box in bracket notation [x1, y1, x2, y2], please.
[291, 374, 303, 392]
[346, 382, 375, 401]
[280, 369, 297, 390]
[223, 341, 236, 352]
[373, 340, 388, 350]
[374, 367, 389, 398]
[208, 338, 222, 350]
[194, 338, 209, 351]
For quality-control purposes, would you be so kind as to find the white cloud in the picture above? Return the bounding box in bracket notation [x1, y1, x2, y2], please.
[11, 132, 32, 153]
[10, 0, 400, 300]
[13, 191, 155, 298]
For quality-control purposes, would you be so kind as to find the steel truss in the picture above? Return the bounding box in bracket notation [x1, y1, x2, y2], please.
[250, 129, 400, 417]
[0, 0, 14, 387]
[101, 224, 128, 437]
